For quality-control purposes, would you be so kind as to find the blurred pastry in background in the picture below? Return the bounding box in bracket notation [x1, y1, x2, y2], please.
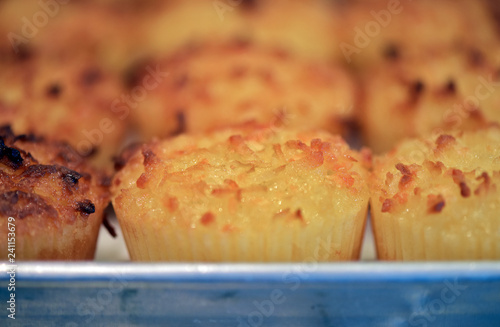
[130, 41, 357, 141]
[359, 44, 500, 153]
[0, 0, 144, 74]
[240, 0, 345, 62]
[0, 54, 128, 170]
[142, 0, 249, 60]
[142, 0, 347, 62]
[338, 0, 498, 70]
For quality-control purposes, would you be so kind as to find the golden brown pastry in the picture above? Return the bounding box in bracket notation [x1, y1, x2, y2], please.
[0, 54, 128, 170]
[0, 126, 110, 260]
[370, 125, 500, 260]
[112, 124, 371, 262]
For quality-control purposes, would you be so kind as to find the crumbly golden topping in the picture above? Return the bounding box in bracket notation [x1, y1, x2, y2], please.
[371, 126, 500, 216]
[0, 126, 110, 229]
[113, 125, 370, 232]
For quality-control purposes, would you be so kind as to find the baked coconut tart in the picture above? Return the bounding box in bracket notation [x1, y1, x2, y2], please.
[0, 54, 127, 171]
[0, 126, 110, 260]
[112, 124, 371, 262]
[370, 125, 500, 260]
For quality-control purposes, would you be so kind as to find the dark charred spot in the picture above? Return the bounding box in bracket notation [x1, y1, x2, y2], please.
[15, 45, 34, 62]
[20, 165, 57, 179]
[46, 83, 62, 98]
[76, 200, 95, 216]
[0, 190, 58, 219]
[172, 111, 186, 136]
[123, 59, 150, 88]
[384, 44, 400, 60]
[444, 80, 456, 94]
[413, 80, 424, 94]
[459, 182, 471, 197]
[14, 133, 40, 143]
[427, 194, 445, 214]
[409, 80, 425, 104]
[432, 201, 445, 213]
[0, 139, 24, 170]
[61, 168, 83, 185]
[81, 68, 102, 86]
[20, 165, 82, 187]
[86, 146, 98, 158]
[142, 148, 157, 167]
[451, 169, 470, 198]
[0, 125, 15, 140]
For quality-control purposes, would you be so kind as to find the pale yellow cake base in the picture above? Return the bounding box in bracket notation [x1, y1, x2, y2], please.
[0, 215, 103, 261]
[118, 205, 367, 262]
